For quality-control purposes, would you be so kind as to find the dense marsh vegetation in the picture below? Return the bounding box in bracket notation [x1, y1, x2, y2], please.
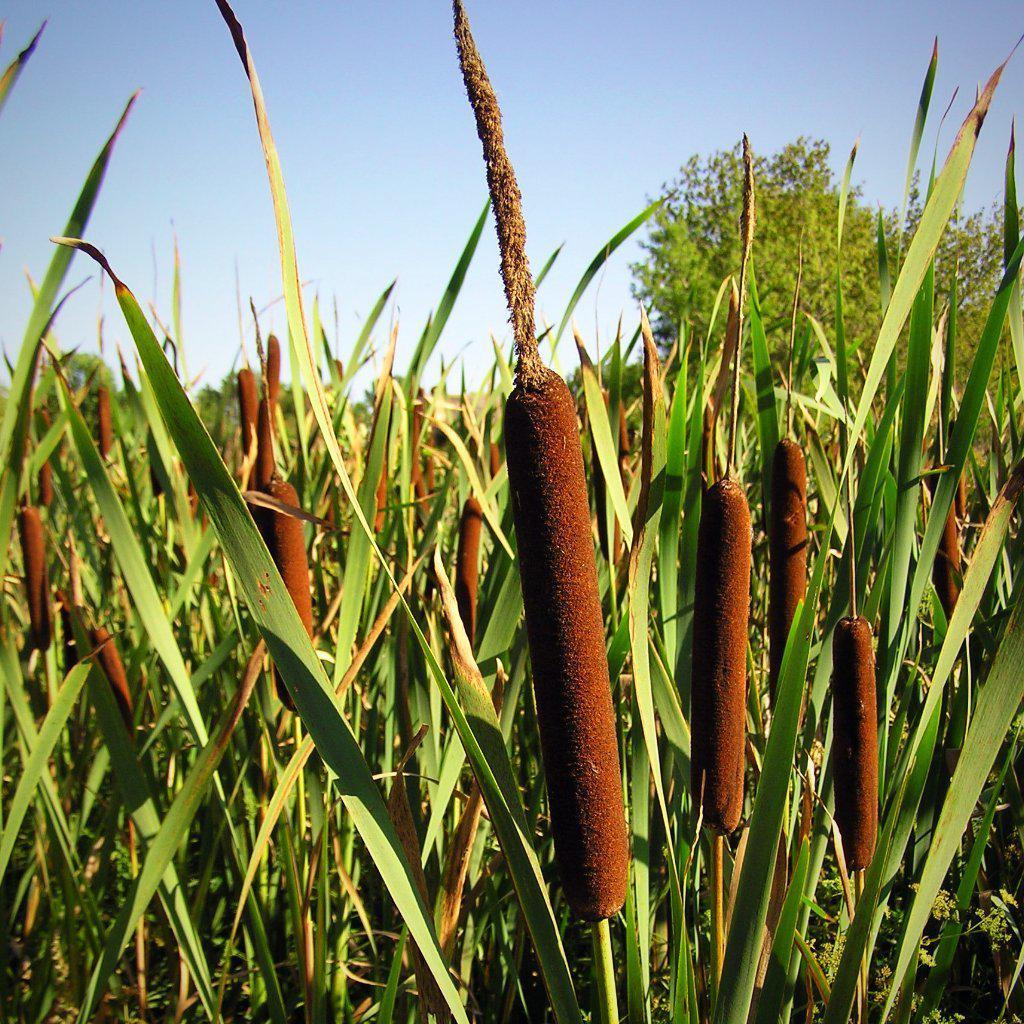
[1, 4, 1023, 1023]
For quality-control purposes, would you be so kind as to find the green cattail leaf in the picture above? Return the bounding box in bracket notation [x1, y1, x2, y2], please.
[0, 21, 44, 116]
[576, 328, 633, 549]
[0, 662, 89, 884]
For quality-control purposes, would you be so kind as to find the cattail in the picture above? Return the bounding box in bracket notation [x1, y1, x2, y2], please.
[90, 626, 133, 732]
[768, 438, 807, 697]
[455, 496, 483, 644]
[489, 440, 501, 479]
[37, 409, 54, 507]
[56, 590, 77, 671]
[455, 0, 627, 921]
[691, 478, 751, 834]
[18, 506, 51, 652]
[253, 479, 313, 711]
[96, 384, 113, 459]
[830, 616, 878, 871]
[266, 333, 281, 409]
[255, 398, 275, 492]
[956, 474, 968, 521]
[237, 366, 258, 456]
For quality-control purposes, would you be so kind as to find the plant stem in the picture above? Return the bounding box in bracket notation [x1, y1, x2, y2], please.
[591, 918, 618, 1024]
[711, 832, 726, 1002]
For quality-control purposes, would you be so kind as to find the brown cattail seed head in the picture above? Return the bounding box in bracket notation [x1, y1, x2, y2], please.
[489, 441, 501, 479]
[38, 459, 53, 508]
[237, 367, 258, 456]
[691, 477, 751, 834]
[768, 438, 808, 697]
[91, 626, 133, 733]
[505, 368, 628, 920]
[830, 616, 878, 871]
[255, 398, 275, 492]
[96, 384, 113, 459]
[266, 333, 281, 408]
[18, 505, 51, 652]
[455, 496, 483, 644]
[934, 503, 961, 619]
[254, 478, 312, 711]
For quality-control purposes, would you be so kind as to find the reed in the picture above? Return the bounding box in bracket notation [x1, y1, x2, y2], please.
[454, 495, 483, 644]
[768, 437, 808, 697]
[253, 478, 313, 711]
[830, 615, 878, 871]
[690, 477, 751, 833]
[18, 505, 51, 652]
[691, 138, 755, 837]
[255, 397, 275, 492]
[237, 366, 258, 455]
[265, 333, 281, 409]
[90, 626, 133, 732]
[455, 0, 627, 924]
[929, 473, 961, 619]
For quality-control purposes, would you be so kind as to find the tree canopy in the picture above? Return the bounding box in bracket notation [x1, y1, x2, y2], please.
[631, 137, 1007, 381]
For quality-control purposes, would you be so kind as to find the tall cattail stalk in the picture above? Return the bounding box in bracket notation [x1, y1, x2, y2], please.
[96, 384, 113, 459]
[454, 0, 627, 955]
[489, 440, 502, 479]
[91, 626, 133, 732]
[831, 616, 878, 872]
[237, 366, 258, 458]
[265, 333, 281, 409]
[454, 496, 483, 644]
[692, 136, 755, 992]
[253, 479, 313, 712]
[768, 256, 808, 699]
[18, 505, 51, 652]
[255, 397, 275, 492]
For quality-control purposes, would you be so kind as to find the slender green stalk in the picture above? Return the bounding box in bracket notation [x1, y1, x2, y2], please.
[591, 919, 618, 1024]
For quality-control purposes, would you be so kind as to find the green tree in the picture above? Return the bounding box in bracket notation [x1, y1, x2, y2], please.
[631, 137, 1008, 381]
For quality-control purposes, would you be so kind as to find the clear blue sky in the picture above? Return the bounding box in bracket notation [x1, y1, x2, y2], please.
[1, 2, 1021, 391]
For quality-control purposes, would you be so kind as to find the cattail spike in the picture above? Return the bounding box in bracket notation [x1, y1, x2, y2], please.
[237, 366, 258, 457]
[18, 505, 51, 652]
[253, 479, 313, 711]
[831, 616, 878, 871]
[255, 398, 275, 492]
[455, 496, 484, 644]
[768, 438, 808, 698]
[266, 333, 281, 409]
[505, 370, 629, 919]
[91, 626, 133, 733]
[691, 477, 751, 833]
